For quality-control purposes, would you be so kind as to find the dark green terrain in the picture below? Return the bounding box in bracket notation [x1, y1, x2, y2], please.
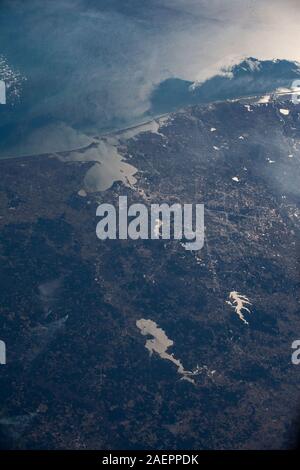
[0, 99, 300, 449]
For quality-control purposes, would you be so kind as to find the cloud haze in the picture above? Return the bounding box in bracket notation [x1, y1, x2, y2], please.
[0, 0, 299, 154]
